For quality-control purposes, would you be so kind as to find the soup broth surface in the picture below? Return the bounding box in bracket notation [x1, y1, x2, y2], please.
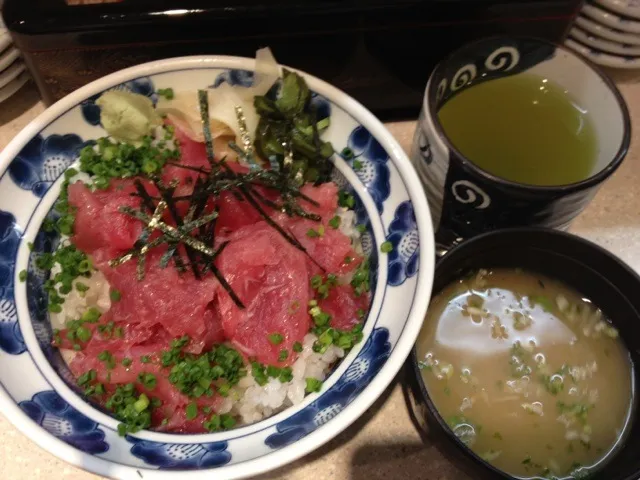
[417, 269, 633, 479]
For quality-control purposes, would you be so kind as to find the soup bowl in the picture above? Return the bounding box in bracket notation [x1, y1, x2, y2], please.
[0, 56, 435, 479]
[405, 227, 640, 480]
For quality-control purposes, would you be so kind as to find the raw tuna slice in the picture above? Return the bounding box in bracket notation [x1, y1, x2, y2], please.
[299, 182, 340, 222]
[215, 182, 340, 235]
[92, 249, 221, 343]
[318, 284, 369, 331]
[186, 301, 226, 355]
[161, 124, 210, 193]
[69, 180, 147, 256]
[287, 219, 361, 275]
[215, 221, 311, 365]
[56, 315, 169, 357]
[215, 186, 280, 235]
[163, 122, 243, 175]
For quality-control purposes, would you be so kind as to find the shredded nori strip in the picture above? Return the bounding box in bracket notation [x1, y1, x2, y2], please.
[153, 179, 201, 280]
[196, 88, 325, 271]
[198, 90, 217, 169]
[133, 179, 186, 275]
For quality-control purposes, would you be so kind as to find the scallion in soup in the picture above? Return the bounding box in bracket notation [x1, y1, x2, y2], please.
[417, 268, 634, 479]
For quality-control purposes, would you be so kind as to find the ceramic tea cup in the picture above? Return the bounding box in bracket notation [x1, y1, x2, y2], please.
[409, 36, 631, 254]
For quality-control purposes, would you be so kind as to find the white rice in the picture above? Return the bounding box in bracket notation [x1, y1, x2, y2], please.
[336, 207, 361, 247]
[53, 204, 362, 425]
[49, 266, 111, 331]
[225, 334, 345, 424]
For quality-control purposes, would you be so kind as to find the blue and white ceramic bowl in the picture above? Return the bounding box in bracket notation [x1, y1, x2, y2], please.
[0, 57, 434, 478]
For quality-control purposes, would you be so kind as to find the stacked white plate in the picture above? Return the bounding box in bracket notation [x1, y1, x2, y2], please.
[566, 0, 640, 69]
[0, 14, 29, 103]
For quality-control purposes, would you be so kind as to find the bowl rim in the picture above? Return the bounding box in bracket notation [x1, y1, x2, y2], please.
[0, 54, 435, 479]
[409, 226, 640, 480]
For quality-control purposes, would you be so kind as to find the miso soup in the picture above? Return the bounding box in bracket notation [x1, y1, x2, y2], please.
[417, 269, 634, 479]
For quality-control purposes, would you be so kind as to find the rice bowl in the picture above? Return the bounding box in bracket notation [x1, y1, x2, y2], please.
[0, 53, 434, 479]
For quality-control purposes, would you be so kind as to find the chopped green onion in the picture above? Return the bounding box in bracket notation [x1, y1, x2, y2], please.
[18, 270, 27, 282]
[293, 342, 303, 353]
[306, 225, 325, 238]
[530, 295, 554, 312]
[341, 147, 354, 160]
[221, 414, 236, 429]
[268, 333, 284, 345]
[204, 414, 222, 432]
[157, 88, 175, 100]
[138, 372, 157, 390]
[98, 350, 116, 369]
[338, 191, 355, 209]
[311, 275, 323, 289]
[48, 304, 62, 314]
[185, 402, 198, 420]
[77, 369, 96, 386]
[218, 383, 231, 397]
[305, 378, 323, 393]
[380, 241, 393, 253]
[134, 393, 150, 413]
[328, 216, 341, 229]
[76, 326, 92, 343]
[351, 258, 371, 297]
[110, 289, 122, 302]
[279, 367, 293, 383]
[267, 365, 281, 378]
[81, 307, 101, 323]
[251, 362, 268, 386]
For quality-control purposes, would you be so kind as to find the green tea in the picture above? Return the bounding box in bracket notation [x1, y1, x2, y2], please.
[438, 73, 598, 186]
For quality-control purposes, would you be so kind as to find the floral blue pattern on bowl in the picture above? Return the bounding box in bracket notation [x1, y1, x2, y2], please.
[129, 438, 231, 470]
[211, 69, 254, 89]
[0, 59, 432, 479]
[19, 390, 109, 454]
[0, 210, 25, 355]
[310, 93, 331, 122]
[329, 160, 378, 289]
[386, 201, 420, 286]
[341, 126, 391, 213]
[8, 134, 86, 197]
[81, 77, 157, 126]
[264, 327, 391, 448]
